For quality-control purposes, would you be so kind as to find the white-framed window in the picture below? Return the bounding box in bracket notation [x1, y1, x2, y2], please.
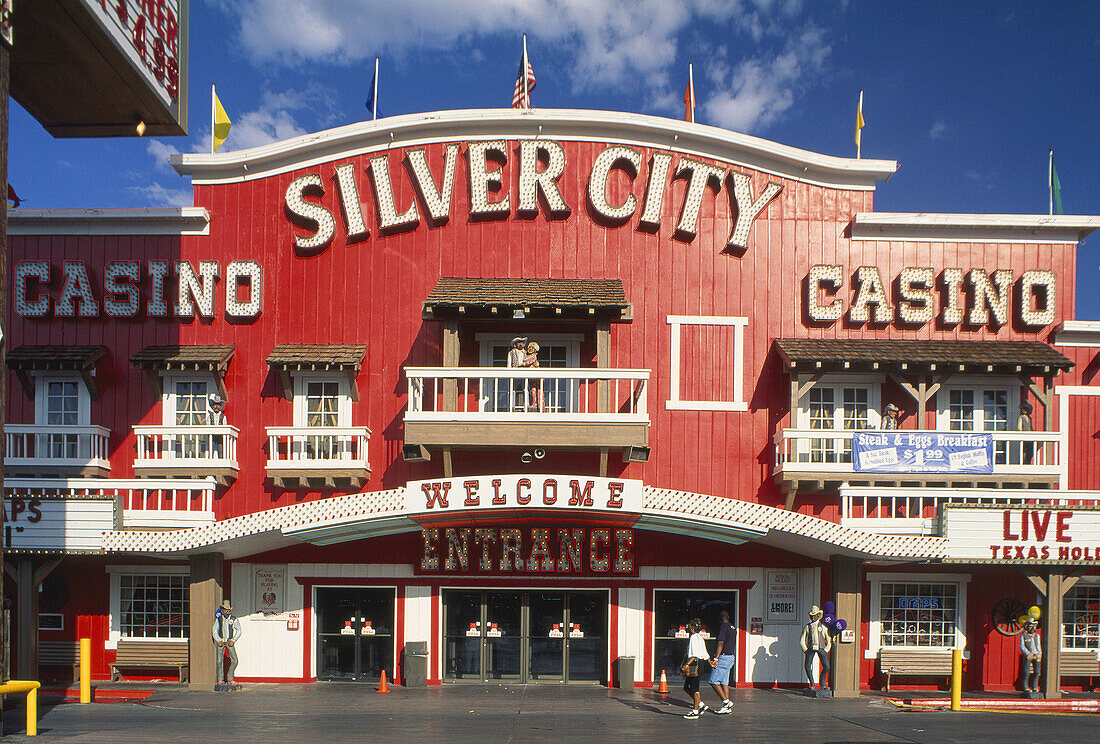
[290, 373, 354, 460]
[939, 381, 1017, 464]
[32, 374, 93, 459]
[106, 565, 190, 647]
[666, 315, 748, 412]
[795, 377, 880, 463]
[476, 333, 583, 413]
[160, 373, 219, 426]
[868, 573, 969, 654]
[1063, 579, 1100, 650]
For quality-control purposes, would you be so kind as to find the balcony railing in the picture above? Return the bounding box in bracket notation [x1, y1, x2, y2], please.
[265, 426, 371, 488]
[4, 425, 111, 476]
[133, 425, 240, 484]
[5, 477, 217, 529]
[405, 367, 650, 421]
[840, 486, 1100, 536]
[774, 428, 1060, 489]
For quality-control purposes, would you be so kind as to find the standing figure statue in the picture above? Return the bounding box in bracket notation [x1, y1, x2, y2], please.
[523, 341, 541, 411]
[507, 337, 528, 411]
[1020, 617, 1042, 693]
[1017, 401, 1035, 464]
[800, 605, 831, 690]
[881, 403, 900, 429]
[212, 599, 243, 691]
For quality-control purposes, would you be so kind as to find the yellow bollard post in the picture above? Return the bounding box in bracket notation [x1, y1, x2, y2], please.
[27, 685, 38, 736]
[950, 648, 962, 711]
[80, 637, 92, 704]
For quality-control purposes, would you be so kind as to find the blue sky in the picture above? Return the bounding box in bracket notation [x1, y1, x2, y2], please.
[10, 0, 1100, 315]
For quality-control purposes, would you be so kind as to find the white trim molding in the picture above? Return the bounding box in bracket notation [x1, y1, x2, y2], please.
[850, 212, 1100, 244]
[8, 208, 210, 236]
[666, 315, 748, 412]
[1055, 385, 1100, 488]
[172, 108, 897, 190]
[1053, 320, 1100, 347]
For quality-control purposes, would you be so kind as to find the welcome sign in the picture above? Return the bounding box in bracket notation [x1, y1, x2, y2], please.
[853, 431, 993, 474]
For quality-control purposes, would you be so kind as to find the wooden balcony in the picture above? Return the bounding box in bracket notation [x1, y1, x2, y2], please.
[4, 425, 111, 478]
[403, 367, 650, 453]
[265, 426, 371, 490]
[133, 425, 240, 485]
[775, 428, 1061, 498]
[839, 486, 1100, 536]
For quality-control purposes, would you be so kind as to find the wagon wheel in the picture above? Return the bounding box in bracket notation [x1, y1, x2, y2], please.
[993, 597, 1027, 636]
[38, 575, 70, 613]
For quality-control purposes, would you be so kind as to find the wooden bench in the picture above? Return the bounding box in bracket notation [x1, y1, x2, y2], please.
[110, 640, 189, 683]
[1061, 649, 1099, 691]
[879, 649, 954, 691]
[38, 640, 81, 680]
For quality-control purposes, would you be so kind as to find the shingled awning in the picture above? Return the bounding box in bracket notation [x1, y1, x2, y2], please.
[6, 345, 109, 400]
[422, 278, 632, 321]
[774, 339, 1073, 375]
[130, 345, 236, 398]
[266, 345, 367, 401]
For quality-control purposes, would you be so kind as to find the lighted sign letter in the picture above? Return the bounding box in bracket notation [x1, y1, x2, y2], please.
[528, 529, 554, 571]
[333, 163, 369, 240]
[56, 261, 100, 318]
[420, 528, 440, 570]
[104, 260, 141, 317]
[499, 528, 524, 572]
[898, 267, 934, 325]
[807, 264, 844, 322]
[850, 266, 893, 324]
[407, 144, 459, 223]
[175, 261, 219, 319]
[467, 140, 510, 216]
[1018, 269, 1056, 328]
[285, 174, 335, 252]
[727, 171, 783, 251]
[444, 528, 471, 571]
[475, 528, 499, 570]
[674, 157, 725, 238]
[968, 268, 1012, 326]
[613, 529, 635, 573]
[369, 154, 420, 232]
[224, 261, 264, 319]
[556, 528, 585, 572]
[517, 140, 570, 216]
[940, 268, 964, 325]
[587, 145, 641, 221]
[589, 528, 611, 572]
[14, 260, 50, 317]
[638, 152, 673, 228]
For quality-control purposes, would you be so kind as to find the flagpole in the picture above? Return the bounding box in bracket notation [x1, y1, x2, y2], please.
[1049, 149, 1053, 216]
[373, 56, 379, 121]
[688, 63, 695, 123]
[857, 90, 863, 159]
[211, 84, 216, 155]
[522, 34, 529, 109]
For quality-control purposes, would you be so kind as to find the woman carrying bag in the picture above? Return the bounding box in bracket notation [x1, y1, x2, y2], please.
[681, 618, 712, 719]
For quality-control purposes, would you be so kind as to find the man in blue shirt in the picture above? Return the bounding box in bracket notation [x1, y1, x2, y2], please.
[708, 609, 736, 714]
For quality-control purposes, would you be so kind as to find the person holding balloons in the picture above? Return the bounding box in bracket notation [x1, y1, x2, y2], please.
[1020, 606, 1043, 693]
[800, 605, 832, 690]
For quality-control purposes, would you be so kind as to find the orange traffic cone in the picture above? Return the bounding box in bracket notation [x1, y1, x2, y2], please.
[376, 669, 390, 693]
[657, 669, 669, 693]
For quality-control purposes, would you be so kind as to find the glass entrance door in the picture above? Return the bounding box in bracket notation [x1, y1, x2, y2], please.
[316, 588, 395, 681]
[443, 590, 607, 684]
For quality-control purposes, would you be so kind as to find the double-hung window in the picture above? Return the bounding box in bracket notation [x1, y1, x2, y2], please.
[293, 376, 352, 460]
[943, 384, 1014, 465]
[799, 378, 877, 463]
[1063, 583, 1100, 650]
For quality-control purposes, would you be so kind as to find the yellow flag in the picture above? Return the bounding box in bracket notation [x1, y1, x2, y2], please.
[855, 90, 865, 155]
[213, 88, 232, 153]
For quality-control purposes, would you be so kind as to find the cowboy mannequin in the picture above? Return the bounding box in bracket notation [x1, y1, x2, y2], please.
[1020, 617, 1042, 693]
[799, 605, 831, 690]
[211, 599, 243, 691]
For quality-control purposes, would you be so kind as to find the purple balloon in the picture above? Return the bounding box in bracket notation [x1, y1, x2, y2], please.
[822, 614, 836, 627]
[823, 601, 836, 615]
[834, 618, 847, 632]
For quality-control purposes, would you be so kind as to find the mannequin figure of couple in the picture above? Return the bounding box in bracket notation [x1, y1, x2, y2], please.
[508, 336, 542, 412]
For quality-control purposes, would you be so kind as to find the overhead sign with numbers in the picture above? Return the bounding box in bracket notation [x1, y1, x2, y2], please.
[11, 0, 188, 136]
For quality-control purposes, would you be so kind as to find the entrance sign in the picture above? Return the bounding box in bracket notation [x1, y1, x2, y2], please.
[407, 475, 642, 515]
[419, 525, 636, 576]
[853, 431, 993, 474]
[766, 570, 799, 623]
[943, 504, 1100, 564]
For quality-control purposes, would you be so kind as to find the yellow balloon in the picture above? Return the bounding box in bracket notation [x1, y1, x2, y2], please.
[1017, 615, 1029, 626]
[1028, 606, 1042, 620]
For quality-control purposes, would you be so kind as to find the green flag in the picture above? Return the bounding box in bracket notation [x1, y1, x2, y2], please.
[1050, 151, 1063, 215]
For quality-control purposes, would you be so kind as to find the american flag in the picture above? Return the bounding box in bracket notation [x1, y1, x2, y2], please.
[512, 54, 536, 109]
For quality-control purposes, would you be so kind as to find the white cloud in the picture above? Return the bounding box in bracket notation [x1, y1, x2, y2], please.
[146, 140, 181, 172]
[225, 0, 818, 117]
[194, 88, 339, 153]
[930, 121, 947, 140]
[131, 182, 193, 208]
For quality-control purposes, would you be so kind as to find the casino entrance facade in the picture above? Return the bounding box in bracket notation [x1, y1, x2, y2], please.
[5, 108, 1100, 696]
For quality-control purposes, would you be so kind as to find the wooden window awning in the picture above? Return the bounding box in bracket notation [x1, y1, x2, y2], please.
[774, 339, 1073, 376]
[422, 278, 632, 321]
[6, 345, 108, 400]
[130, 345, 236, 398]
[266, 345, 367, 401]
